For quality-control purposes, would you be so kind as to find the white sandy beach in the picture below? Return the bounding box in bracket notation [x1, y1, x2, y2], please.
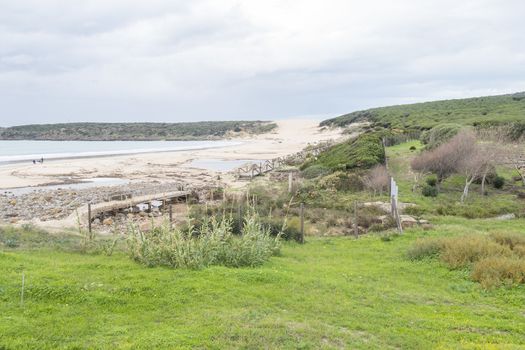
[0, 119, 343, 190]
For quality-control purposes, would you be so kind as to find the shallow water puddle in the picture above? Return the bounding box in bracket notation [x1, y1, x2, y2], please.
[0, 177, 130, 196]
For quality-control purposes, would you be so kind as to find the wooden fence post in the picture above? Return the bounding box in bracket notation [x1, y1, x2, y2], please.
[169, 203, 173, 228]
[392, 196, 403, 233]
[288, 173, 293, 193]
[88, 203, 92, 234]
[238, 203, 243, 233]
[300, 202, 305, 244]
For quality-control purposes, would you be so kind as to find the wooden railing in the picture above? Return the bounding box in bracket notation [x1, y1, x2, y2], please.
[235, 140, 334, 179]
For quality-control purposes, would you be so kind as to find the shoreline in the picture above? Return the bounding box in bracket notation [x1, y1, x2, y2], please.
[0, 119, 345, 229]
[0, 119, 344, 190]
[0, 140, 244, 166]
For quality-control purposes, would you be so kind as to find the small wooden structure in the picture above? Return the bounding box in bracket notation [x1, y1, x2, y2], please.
[237, 159, 282, 179]
[82, 190, 192, 232]
[236, 140, 334, 180]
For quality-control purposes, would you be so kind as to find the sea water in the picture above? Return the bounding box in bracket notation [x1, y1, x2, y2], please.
[0, 140, 242, 164]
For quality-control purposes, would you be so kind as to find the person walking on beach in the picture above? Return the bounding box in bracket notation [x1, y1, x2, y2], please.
[41, 157, 44, 163]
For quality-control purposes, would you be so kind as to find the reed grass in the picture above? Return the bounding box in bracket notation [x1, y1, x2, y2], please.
[127, 209, 281, 269]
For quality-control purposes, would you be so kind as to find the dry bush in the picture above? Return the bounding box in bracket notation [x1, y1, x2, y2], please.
[408, 232, 525, 288]
[489, 232, 525, 250]
[363, 165, 389, 196]
[513, 245, 525, 258]
[357, 205, 388, 229]
[411, 130, 477, 183]
[472, 257, 525, 289]
[440, 235, 512, 269]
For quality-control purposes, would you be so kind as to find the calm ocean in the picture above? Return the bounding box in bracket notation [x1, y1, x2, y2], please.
[0, 140, 242, 164]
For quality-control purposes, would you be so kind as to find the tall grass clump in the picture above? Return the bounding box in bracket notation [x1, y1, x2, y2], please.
[472, 257, 525, 289]
[408, 232, 525, 288]
[127, 210, 281, 269]
[439, 235, 512, 269]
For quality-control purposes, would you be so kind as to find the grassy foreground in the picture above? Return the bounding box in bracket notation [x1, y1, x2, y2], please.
[1, 220, 525, 349]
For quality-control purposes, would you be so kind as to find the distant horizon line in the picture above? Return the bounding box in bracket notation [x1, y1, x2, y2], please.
[1, 90, 523, 128]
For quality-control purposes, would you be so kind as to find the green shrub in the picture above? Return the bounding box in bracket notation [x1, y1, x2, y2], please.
[127, 212, 281, 269]
[301, 165, 330, 179]
[420, 124, 462, 149]
[260, 217, 302, 242]
[425, 176, 438, 187]
[493, 176, 505, 189]
[409, 145, 417, 151]
[302, 132, 385, 171]
[318, 171, 363, 192]
[472, 257, 525, 289]
[422, 185, 438, 197]
[407, 238, 444, 260]
[404, 206, 426, 217]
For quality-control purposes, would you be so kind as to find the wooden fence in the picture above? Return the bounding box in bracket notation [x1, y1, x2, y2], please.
[236, 140, 334, 179]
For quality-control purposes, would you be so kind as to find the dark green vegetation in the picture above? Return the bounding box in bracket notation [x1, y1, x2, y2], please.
[420, 123, 462, 149]
[0, 121, 276, 141]
[301, 132, 385, 171]
[321, 92, 525, 131]
[2, 220, 525, 349]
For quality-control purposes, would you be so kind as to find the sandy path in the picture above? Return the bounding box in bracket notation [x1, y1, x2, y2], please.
[0, 119, 343, 189]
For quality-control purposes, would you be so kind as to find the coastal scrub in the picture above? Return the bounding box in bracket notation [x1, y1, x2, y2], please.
[127, 212, 281, 269]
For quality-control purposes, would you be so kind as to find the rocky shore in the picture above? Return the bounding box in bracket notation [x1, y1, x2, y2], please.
[0, 181, 199, 224]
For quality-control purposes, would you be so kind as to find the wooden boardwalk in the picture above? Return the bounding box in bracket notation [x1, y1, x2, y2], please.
[236, 141, 334, 179]
[71, 190, 192, 226]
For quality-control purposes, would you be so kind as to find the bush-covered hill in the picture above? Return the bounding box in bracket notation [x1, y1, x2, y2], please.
[0, 121, 277, 141]
[302, 132, 385, 171]
[321, 92, 525, 131]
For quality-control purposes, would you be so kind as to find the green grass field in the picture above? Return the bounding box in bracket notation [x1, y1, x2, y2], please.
[2, 128, 525, 349]
[1, 219, 525, 349]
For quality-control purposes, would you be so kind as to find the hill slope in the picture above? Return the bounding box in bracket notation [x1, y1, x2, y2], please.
[321, 92, 525, 130]
[0, 121, 276, 141]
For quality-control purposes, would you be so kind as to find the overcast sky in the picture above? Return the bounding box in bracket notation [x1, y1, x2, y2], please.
[0, 0, 524, 126]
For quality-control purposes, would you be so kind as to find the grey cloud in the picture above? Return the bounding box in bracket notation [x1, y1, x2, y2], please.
[0, 0, 524, 126]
